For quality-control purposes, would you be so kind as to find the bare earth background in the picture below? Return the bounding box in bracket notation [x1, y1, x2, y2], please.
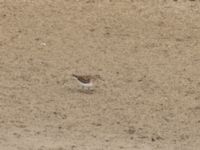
[0, 0, 200, 149]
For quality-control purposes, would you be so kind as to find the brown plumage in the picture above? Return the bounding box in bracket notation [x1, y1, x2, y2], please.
[72, 74, 91, 84]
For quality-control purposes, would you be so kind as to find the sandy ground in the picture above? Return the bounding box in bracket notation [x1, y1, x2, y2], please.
[0, 0, 200, 149]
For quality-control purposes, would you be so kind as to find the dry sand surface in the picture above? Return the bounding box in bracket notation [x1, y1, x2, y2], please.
[0, 0, 200, 149]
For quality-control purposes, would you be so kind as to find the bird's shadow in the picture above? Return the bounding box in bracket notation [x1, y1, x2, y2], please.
[67, 87, 95, 94]
[78, 89, 95, 94]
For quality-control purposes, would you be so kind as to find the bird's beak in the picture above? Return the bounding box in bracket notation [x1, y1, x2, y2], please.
[96, 75, 104, 81]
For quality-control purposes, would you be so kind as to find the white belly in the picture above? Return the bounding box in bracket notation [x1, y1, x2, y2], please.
[80, 82, 93, 87]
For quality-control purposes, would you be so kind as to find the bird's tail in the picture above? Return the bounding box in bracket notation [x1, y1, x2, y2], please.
[72, 74, 78, 78]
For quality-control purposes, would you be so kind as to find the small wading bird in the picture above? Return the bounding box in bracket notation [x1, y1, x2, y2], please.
[72, 74, 102, 90]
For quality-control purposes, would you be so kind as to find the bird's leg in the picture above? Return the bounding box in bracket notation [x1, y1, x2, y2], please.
[82, 85, 85, 90]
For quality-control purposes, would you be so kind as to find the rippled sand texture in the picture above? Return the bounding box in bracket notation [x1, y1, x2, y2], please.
[0, 0, 200, 150]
